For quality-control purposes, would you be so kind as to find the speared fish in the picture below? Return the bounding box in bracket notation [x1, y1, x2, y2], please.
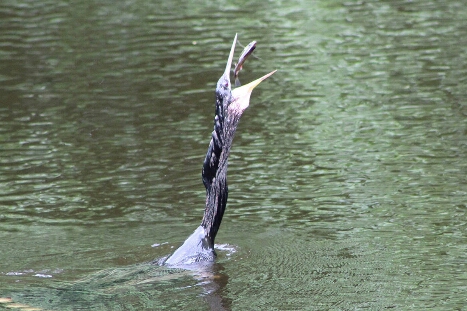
[233, 41, 257, 87]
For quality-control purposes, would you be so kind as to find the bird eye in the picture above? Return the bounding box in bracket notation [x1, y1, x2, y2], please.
[224, 82, 229, 88]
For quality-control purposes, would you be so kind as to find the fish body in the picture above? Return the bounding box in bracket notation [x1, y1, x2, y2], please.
[234, 41, 256, 86]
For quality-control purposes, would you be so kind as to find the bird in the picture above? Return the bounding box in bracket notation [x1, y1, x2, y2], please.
[163, 34, 276, 266]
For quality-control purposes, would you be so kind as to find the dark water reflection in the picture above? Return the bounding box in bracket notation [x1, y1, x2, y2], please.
[1, 0, 467, 310]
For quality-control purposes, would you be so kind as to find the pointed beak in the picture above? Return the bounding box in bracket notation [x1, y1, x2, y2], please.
[222, 34, 276, 112]
[230, 70, 276, 112]
[222, 33, 237, 85]
[236, 70, 277, 94]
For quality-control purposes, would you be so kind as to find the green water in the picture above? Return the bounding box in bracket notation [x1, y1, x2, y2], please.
[1, 0, 466, 310]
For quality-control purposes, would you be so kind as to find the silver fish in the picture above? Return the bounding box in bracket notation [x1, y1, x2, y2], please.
[234, 41, 256, 87]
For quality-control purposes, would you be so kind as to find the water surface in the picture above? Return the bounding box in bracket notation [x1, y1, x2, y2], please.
[1, 0, 466, 310]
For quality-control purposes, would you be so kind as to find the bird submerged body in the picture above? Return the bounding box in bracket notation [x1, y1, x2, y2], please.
[163, 34, 275, 266]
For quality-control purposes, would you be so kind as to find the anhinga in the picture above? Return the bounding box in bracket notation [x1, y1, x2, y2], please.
[164, 34, 275, 266]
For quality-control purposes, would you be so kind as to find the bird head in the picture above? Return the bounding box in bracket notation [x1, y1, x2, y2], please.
[217, 34, 276, 115]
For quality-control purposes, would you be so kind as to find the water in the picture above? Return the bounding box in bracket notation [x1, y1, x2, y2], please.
[1, 0, 467, 310]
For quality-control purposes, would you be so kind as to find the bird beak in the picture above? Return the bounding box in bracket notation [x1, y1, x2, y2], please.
[236, 70, 277, 94]
[224, 34, 276, 93]
[222, 33, 238, 86]
[224, 34, 276, 112]
[230, 70, 276, 112]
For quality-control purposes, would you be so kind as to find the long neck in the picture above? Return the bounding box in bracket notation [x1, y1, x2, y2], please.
[200, 89, 241, 246]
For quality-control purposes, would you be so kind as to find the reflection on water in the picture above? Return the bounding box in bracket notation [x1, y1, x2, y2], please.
[2, 262, 231, 311]
[1, 0, 467, 310]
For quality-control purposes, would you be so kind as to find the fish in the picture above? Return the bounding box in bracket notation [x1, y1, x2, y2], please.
[233, 41, 256, 87]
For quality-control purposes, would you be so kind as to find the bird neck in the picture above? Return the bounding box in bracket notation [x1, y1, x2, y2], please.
[200, 90, 242, 246]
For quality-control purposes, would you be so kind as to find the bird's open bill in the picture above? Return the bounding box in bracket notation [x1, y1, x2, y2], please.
[223, 34, 276, 91]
